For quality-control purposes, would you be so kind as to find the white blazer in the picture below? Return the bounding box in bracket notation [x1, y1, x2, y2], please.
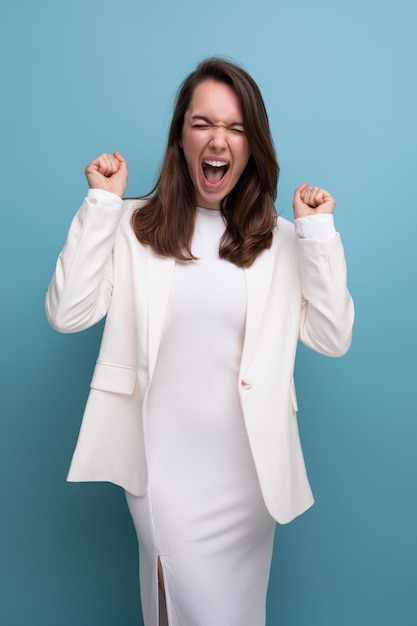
[46, 191, 354, 524]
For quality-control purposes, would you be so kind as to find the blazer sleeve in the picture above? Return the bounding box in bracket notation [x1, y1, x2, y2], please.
[298, 234, 354, 357]
[45, 191, 124, 333]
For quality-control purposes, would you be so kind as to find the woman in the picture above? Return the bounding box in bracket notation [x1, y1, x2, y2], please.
[46, 58, 354, 626]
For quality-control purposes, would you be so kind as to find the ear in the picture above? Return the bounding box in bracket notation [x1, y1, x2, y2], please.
[178, 139, 183, 149]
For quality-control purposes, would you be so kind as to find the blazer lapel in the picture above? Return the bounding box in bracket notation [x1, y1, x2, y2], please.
[147, 250, 176, 378]
[241, 247, 275, 375]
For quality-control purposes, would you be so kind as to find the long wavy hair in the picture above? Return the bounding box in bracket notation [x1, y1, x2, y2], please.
[131, 58, 279, 267]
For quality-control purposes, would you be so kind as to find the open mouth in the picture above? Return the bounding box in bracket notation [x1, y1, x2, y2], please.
[202, 159, 230, 186]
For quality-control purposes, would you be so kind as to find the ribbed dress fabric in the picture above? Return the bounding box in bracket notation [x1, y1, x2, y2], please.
[126, 207, 276, 626]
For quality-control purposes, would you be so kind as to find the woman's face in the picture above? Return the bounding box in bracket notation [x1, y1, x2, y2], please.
[180, 79, 251, 210]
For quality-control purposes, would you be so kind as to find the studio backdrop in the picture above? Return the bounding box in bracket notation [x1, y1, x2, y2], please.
[1, 1, 416, 624]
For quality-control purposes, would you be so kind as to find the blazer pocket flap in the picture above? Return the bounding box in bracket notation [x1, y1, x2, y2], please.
[90, 362, 137, 395]
[290, 379, 298, 412]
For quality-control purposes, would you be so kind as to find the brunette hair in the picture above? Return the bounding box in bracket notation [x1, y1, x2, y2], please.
[131, 57, 279, 267]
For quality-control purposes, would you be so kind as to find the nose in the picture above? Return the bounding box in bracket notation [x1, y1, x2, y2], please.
[209, 127, 228, 150]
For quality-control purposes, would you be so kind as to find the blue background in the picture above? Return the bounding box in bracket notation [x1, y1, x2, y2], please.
[1, 0, 416, 624]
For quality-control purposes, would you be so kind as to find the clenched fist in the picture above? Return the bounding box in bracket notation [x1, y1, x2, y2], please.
[293, 182, 336, 219]
[85, 151, 128, 199]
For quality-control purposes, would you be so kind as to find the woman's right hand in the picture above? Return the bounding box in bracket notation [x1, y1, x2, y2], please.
[84, 150, 128, 198]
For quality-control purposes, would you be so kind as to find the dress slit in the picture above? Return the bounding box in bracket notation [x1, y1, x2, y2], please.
[158, 557, 169, 626]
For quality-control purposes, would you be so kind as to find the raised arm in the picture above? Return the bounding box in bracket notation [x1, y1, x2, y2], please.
[45, 152, 128, 333]
[293, 183, 354, 357]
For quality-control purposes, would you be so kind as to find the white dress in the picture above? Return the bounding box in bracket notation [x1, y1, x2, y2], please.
[126, 207, 276, 626]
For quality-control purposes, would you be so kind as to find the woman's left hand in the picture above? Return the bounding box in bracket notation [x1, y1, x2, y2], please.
[293, 182, 336, 218]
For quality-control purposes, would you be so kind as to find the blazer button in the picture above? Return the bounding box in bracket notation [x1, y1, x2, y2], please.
[241, 378, 253, 390]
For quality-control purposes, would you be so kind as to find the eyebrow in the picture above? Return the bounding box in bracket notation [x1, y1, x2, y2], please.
[190, 115, 244, 128]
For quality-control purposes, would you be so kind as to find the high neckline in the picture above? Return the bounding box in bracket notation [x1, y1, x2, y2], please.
[196, 206, 223, 217]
